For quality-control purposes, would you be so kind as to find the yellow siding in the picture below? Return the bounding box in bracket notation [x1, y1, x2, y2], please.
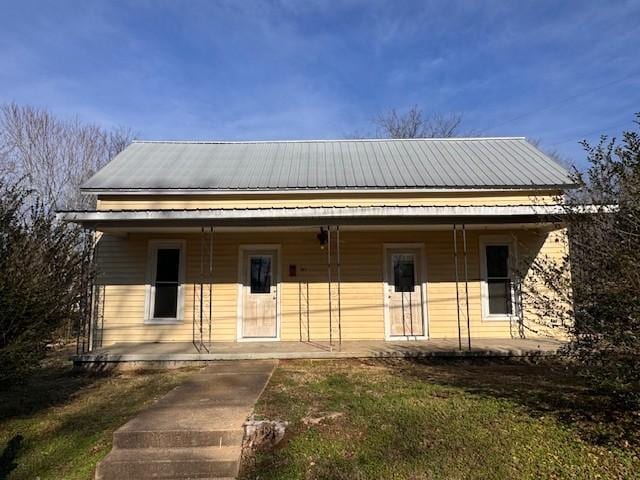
[520, 228, 570, 337]
[94, 227, 569, 345]
[96, 190, 561, 211]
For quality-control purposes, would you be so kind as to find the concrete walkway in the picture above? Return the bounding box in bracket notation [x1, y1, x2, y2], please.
[95, 360, 277, 480]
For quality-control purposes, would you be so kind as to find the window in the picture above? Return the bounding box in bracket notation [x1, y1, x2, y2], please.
[146, 241, 185, 323]
[250, 256, 272, 294]
[480, 238, 515, 320]
[153, 249, 180, 317]
[393, 254, 416, 293]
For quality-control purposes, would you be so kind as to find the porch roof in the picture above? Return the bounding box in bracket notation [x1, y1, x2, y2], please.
[57, 204, 568, 229]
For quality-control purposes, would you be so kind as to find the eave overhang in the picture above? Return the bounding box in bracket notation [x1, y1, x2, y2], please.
[56, 204, 572, 230]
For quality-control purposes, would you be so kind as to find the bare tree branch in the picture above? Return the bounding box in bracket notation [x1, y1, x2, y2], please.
[525, 113, 640, 407]
[0, 103, 133, 210]
[373, 105, 463, 139]
[527, 137, 574, 170]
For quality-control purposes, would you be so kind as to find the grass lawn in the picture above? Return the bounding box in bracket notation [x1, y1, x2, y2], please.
[0, 349, 194, 480]
[242, 358, 640, 480]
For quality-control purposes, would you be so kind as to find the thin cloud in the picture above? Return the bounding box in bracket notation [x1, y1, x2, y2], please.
[0, 0, 638, 167]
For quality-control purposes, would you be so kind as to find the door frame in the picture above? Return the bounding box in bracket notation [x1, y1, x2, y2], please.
[382, 243, 429, 341]
[236, 244, 282, 342]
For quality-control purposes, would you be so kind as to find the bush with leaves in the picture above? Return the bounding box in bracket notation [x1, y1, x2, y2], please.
[525, 114, 640, 408]
[0, 179, 90, 382]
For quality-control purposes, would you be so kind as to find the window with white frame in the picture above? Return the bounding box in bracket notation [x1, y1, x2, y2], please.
[480, 237, 515, 320]
[146, 241, 185, 323]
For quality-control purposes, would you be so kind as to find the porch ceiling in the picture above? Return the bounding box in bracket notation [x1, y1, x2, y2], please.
[57, 204, 567, 230]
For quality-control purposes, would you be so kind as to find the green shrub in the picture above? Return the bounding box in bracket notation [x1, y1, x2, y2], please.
[0, 180, 89, 382]
[526, 115, 640, 408]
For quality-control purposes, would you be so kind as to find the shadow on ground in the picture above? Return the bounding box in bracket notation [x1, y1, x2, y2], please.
[378, 357, 639, 449]
[0, 435, 23, 479]
[0, 351, 108, 422]
[0, 347, 194, 480]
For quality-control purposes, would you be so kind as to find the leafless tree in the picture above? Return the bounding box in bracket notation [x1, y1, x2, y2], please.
[0, 103, 133, 210]
[527, 137, 573, 170]
[373, 105, 463, 138]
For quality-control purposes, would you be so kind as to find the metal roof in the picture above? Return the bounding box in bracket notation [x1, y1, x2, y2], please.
[81, 137, 573, 193]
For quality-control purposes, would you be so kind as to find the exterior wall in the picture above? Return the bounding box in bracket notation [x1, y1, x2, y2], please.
[93, 227, 568, 346]
[96, 190, 562, 211]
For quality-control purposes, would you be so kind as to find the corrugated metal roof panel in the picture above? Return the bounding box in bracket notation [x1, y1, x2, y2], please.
[81, 137, 574, 192]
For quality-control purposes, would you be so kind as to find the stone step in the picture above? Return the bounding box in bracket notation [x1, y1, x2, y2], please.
[95, 446, 241, 480]
[113, 428, 244, 449]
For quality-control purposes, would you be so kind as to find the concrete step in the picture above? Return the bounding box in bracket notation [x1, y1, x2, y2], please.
[119, 405, 252, 432]
[95, 446, 241, 480]
[113, 428, 244, 449]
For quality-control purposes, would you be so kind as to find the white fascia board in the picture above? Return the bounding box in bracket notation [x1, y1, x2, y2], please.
[57, 204, 571, 223]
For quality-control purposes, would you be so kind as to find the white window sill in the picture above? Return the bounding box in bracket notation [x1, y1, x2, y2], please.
[482, 314, 515, 322]
[144, 318, 183, 325]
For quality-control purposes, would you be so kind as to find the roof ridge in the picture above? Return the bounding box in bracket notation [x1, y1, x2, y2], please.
[131, 137, 526, 145]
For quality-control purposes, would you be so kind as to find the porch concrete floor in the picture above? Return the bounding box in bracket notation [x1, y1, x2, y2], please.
[74, 338, 565, 365]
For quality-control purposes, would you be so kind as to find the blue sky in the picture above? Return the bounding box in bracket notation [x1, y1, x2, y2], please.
[1, 0, 639, 168]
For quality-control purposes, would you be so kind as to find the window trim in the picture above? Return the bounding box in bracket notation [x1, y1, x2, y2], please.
[479, 235, 517, 322]
[144, 240, 186, 325]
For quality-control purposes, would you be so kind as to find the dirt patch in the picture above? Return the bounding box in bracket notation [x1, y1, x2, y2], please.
[302, 411, 344, 426]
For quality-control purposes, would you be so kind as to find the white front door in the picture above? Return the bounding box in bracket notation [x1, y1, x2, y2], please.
[385, 248, 426, 339]
[241, 249, 278, 339]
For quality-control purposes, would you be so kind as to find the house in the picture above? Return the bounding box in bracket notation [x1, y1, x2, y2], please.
[59, 137, 573, 362]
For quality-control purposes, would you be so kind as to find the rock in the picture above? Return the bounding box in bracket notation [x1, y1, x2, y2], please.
[243, 416, 289, 450]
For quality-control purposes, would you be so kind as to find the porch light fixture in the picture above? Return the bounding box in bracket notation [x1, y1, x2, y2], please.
[317, 227, 328, 249]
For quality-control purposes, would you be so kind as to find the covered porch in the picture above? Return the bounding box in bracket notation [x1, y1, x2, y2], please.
[58, 203, 569, 363]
